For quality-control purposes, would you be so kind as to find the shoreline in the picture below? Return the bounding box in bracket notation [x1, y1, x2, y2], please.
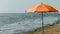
[27, 20, 60, 34]
[13, 20, 60, 34]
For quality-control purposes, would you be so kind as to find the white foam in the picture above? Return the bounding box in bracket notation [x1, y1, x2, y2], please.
[0, 17, 59, 34]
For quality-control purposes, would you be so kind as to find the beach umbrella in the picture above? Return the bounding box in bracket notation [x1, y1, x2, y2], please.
[26, 3, 58, 34]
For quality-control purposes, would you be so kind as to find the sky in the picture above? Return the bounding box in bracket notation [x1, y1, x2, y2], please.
[0, 0, 60, 13]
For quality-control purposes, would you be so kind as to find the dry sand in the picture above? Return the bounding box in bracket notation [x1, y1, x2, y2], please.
[29, 22, 60, 34]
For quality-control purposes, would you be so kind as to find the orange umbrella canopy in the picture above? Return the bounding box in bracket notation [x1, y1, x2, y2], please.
[26, 3, 58, 13]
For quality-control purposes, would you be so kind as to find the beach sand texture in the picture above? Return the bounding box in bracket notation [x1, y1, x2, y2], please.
[29, 22, 60, 34]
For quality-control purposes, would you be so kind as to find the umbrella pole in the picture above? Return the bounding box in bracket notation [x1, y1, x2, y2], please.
[42, 12, 44, 34]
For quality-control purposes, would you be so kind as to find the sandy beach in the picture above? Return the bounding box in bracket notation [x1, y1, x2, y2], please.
[28, 21, 60, 34]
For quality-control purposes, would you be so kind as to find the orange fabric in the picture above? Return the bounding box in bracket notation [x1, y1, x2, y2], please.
[26, 3, 58, 13]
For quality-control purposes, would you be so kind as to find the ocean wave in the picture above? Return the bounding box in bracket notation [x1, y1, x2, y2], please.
[0, 13, 60, 34]
[0, 16, 59, 34]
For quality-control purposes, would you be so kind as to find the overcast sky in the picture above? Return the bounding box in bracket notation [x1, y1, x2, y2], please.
[0, 0, 60, 13]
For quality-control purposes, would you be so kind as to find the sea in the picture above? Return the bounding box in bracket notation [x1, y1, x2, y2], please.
[0, 13, 60, 34]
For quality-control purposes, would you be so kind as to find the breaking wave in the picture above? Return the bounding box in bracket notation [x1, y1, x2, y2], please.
[0, 13, 60, 34]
